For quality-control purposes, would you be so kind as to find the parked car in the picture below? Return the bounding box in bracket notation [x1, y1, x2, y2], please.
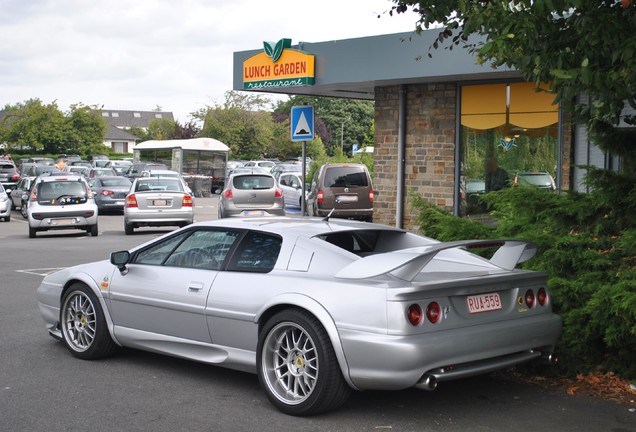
[10, 176, 35, 218]
[87, 167, 117, 179]
[278, 171, 306, 209]
[62, 165, 90, 177]
[513, 172, 557, 191]
[270, 162, 302, 181]
[27, 157, 55, 166]
[88, 176, 132, 214]
[124, 176, 194, 235]
[307, 163, 374, 222]
[105, 160, 133, 176]
[0, 160, 20, 195]
[218, 172, 285, 218]
[27, 173, 98, 238]
[89, 155, 110, 168]
[0, 183, 10, 221]
[35, 217, 562, 415]
[126, 162, 169, 179]
[23, 164, 62, 177]
[243, 160, 276, 172]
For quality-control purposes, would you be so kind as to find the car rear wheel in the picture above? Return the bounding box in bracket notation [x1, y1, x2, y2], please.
[60, 283, 118, 359]
[257, 309, 351, 416]
[124, 222, 134, 235]
[88, 224, 98, 237]
[28, 226, 37, 238]
[20, 202, 28, 219]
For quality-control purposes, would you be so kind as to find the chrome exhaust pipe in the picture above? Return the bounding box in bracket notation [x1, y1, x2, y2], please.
[416, 374, 438, 391]
[540, 353, 558, 365]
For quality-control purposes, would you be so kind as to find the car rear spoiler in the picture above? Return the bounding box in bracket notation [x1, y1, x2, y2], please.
[334, 240, 537, 282]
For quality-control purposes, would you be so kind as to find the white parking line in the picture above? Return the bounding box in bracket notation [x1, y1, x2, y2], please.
[16, 268, 65, 277]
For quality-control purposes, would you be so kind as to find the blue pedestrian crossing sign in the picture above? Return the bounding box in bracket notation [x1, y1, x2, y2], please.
[291, 105, 314, 141]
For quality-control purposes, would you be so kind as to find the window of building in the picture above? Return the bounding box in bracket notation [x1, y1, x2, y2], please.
[102, 112, 109, 117]
[133, 112, 141, 118]
[459, 82, 560, 217]
[111, 112, 119, 118]
[154, 113, 162, 119]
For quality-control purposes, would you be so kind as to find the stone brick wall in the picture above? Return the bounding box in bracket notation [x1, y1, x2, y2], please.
[374, 83, 457, 230]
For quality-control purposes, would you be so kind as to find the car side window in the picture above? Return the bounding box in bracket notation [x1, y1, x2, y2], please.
[133, 231, 191, 265]
[228, 231, 282, 273]
[163, 230, 241, 270]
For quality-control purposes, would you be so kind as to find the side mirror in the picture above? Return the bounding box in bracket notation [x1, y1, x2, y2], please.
[110, 250, 131, 275]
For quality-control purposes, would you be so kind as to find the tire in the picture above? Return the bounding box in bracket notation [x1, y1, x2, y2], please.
[28, 226, 37, 238]
[124, 222, 134, 235]
[60, 283, 118, 359]
[257, 309, 351, 416]
[20, 202, 28, 219]
[4, 215, 10, 222]
[10, 200, 16, 210]
[89, 224, 98, 237]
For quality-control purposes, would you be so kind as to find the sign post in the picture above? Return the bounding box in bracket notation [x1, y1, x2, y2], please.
[291, 106, 314, 215]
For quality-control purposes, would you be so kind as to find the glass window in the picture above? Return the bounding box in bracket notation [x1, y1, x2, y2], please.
[133, 231, 191, 265]
[460, 82, 559, 217]
[133, 112, 141, 118]
[233, 175, 274, 190]
[325, 167, 368, 187]
[228, 231, 282, 273]
[162, 229, 241, 269]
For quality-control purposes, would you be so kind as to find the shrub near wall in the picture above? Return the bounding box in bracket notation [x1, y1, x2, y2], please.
[411, 169, 636, 380]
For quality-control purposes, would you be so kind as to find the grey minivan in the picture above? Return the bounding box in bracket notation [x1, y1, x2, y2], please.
[307, 163, 374, 222]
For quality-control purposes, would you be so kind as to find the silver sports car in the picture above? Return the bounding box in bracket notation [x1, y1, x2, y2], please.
[36, 217, 561, 415]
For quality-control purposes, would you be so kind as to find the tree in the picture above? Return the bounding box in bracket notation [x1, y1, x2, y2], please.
[0, 99, 67, 154]
[66, 104, 108, 156]
[193, 91, 277, 160]
[388, 0, 636, 168]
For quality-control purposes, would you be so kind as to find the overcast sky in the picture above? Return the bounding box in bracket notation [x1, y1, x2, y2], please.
[0, 0, 418, 122]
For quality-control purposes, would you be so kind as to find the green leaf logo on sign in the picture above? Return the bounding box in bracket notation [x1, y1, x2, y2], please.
[263, 38, 292, 63]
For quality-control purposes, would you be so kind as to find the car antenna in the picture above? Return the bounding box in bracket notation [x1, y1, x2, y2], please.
[322, 207, 336, 222]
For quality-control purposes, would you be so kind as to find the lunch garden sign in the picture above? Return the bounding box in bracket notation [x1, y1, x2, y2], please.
[243, 39, 315, 90]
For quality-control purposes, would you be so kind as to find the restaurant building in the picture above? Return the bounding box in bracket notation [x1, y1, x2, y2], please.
[233, 31, 623, 229]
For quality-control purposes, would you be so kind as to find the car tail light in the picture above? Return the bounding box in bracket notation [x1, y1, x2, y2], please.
[407, 304, 423, 326]
[426, 302, 441, 323]
[126, 194, 138, 208]
[317, 189, 324, 203]
[182, 194, 193, 207]
[369, 191, 374, 203]
[275, 188, 283, 198]
[11, 174, 19, 181]
[537, 287, 548, 306]
[100, 190, 114, 196]
[525, 289, 535, 308]
[223, 189, 233, 199]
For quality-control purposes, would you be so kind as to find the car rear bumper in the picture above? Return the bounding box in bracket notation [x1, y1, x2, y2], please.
[339, 312, 562, 391]
[125, 208, 194, 226]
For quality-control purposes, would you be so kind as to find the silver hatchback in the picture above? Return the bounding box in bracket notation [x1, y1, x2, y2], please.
[124, 177, 194, 234]
[27, 173, 98, 238]
[218, 173, 285, 218]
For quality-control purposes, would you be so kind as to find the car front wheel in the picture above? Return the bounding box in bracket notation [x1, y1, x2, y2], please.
[60, 283, 118, 359]
[257, 309, 351, 416]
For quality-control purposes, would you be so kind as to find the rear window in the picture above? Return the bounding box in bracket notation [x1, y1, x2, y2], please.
[324, 167, 368, 188]
[233, 175, 274, 190]
[0, 163, 16, 172]
[228, 231, 282, 273]
[38, 181, 87, 200]
[519, 174, 551, 186]
[101, 178, 131, 187]
[135, 179, 183, 192]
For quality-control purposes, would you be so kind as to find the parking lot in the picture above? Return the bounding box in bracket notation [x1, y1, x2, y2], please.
[0, 197, 634, 431]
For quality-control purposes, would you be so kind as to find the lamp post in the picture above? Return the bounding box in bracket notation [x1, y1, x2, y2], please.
[340, 117, 349, 154]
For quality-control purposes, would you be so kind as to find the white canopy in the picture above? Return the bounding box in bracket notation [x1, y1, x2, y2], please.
[135, 137, 228, 152]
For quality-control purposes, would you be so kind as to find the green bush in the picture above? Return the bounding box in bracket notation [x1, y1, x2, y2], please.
[411, 169, 636, 380]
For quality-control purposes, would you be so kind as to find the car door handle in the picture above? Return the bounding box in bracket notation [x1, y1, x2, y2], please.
[188, 282, 204, 293]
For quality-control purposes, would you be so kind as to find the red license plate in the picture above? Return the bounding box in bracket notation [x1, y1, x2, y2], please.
[467, 292, 502, 314]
